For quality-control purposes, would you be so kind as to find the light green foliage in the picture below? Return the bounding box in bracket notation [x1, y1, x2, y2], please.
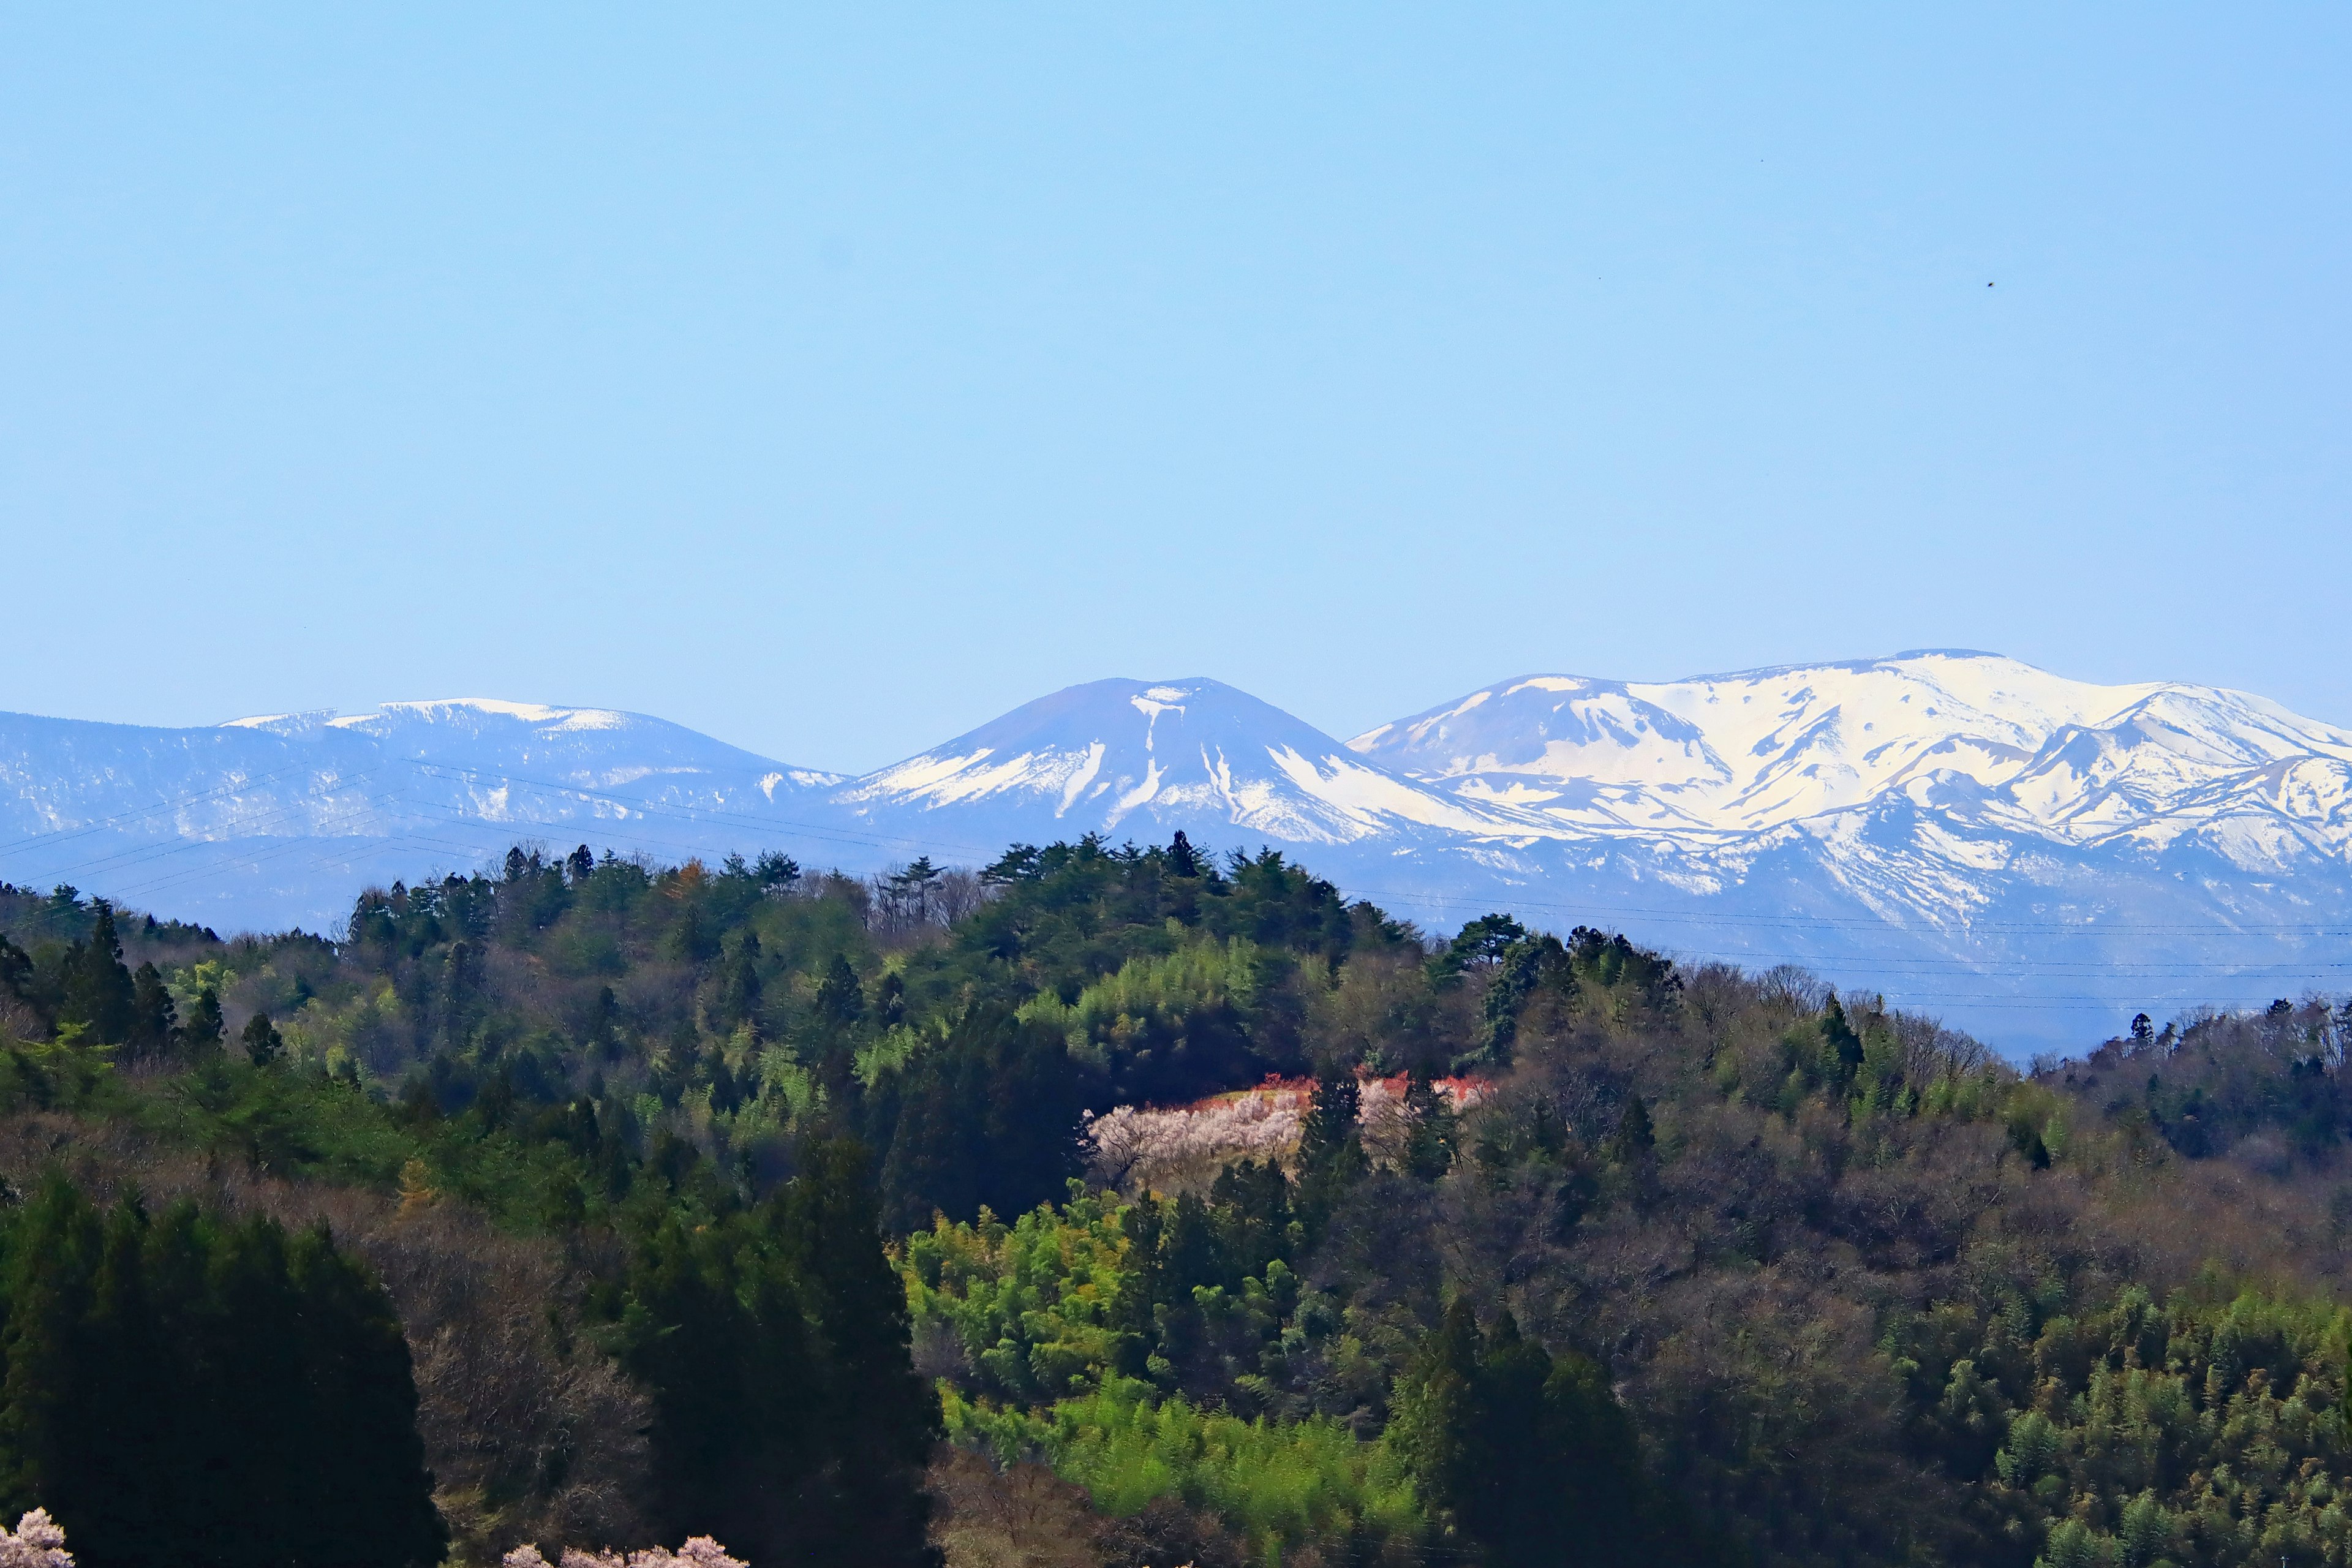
[1019, 937, 1261, 1062]
[942, 1376, 1420, 1566]
[1902, 1282, 2352, 1567]
[901, 1186, 1137, 1403]
[855, 1021, 940, 1085]
[904, 1180, 1423, 1556]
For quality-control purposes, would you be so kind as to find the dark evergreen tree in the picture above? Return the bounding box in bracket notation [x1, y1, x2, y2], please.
[242, 1011, 284, 1066]
[1441, 913, 1529, 977]
[666, 903, 719, 967]
[1207, 1158, 1292, 1282]
[1607, 1094, 1655, 1164]
[567, 843, 597, 883]
[709, 1051, 742, 1115]
[884, 858, 943, 927]
[1404, 1066, 1456, 1180]
[813, 954, 864, 1027]
[126, 964, 176, 1061]
[1819, 992, 1863, 1086]
[441, 939, 481, 1047]
[619, 1148, 939, 1568]
[1399, 1300, 1647, 1568]
[1295, 1068, 1368, 1238]
[873, 970, 906, 1029]
[0, 934, 31, 1010]
[56, 902, 134, 1045]
[0, 1180, 445, 1568]
[717, 931, 763, 1033]
[771, 1140, 941, 1568]
[178, 987, 225, 1057]
[1167, 830, 1201, 878]
[873, 1007, 1085, 1231]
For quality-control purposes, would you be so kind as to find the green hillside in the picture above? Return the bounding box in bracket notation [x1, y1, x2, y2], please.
[2, 835, 2350, 1568]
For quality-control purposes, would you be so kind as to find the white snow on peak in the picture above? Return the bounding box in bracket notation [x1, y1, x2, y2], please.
[837, 676, 1534, 847]
[1058, 743, 1109, 815]
[1351, 652, 2352, 862]
[356, 698, 633, 729]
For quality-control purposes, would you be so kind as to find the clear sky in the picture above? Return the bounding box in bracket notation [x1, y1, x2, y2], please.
[5, 6, 2346, 772]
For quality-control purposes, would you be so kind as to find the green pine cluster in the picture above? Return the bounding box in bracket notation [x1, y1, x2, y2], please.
[0, 1178, 443, 1568]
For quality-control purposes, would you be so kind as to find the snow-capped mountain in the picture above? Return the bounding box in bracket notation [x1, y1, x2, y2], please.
[6, 653, 2351, 1054]
[0, 699, 845, 934]
[1340, 652, 2352, 1048]
[1349, 650, 2352, 862]
[834, 677, 1521, 853]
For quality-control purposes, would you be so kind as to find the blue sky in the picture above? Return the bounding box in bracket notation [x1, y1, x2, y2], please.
[5, 6, 2346, 771]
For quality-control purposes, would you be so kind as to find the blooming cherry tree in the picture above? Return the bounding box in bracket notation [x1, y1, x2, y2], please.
[0, 1509, 72, 1568]
[504, 1536, 747, 1568]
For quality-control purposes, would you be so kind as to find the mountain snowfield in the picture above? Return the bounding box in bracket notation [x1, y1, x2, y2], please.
[6, 652, 2351, 1054]
[1351, 652, 2352, 859]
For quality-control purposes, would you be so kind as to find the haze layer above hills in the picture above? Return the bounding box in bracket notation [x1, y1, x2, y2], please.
[6, 651, 2348, 1054]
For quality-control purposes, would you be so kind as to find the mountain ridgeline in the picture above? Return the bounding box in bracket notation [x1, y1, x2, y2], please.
[3, 834, 2352, 1566]
[7, 650, 2352, 1047]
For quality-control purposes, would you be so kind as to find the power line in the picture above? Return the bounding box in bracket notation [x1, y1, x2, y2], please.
[0, 758, 328, 857]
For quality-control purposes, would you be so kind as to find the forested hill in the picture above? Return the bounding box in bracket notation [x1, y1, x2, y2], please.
[4, 835, 2352, 1567]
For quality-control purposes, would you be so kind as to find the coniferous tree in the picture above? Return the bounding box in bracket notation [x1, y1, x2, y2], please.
[717, 932, 763, 1034]
[442, 939, 481, 1048]
[1607, 1094, 1655, 1164]
[1295, 1068, 1368, 1238]
[1207, 1158, 1292, 1281]
[874, 1007, 1082, 1231]
[1396, 1300, 1647, 1568]
[772, 1140, 940, 1568]
[1819, 992, 1863, 1087]
[619, 1147, 939, 1568]
[178, 987, 225, 1057]
[873, 970, 906, 1029]
[0, 935, 31, 1012]
[1167, 830, 1201, 878]
[1404, 1067, 1456, 1180]
[1472, 934, 1567, 1069]
[125, 965, 175, 1061]
[56, 903, 134, 1045]
[0, 1180, 445, 1568]
[813, 954, 864, 1027]
[241, 1011, 284, 1066]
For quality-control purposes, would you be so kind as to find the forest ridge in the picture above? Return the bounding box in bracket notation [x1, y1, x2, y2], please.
[7, 649, 2352, 1046]
[0, 834, 2349, 1566]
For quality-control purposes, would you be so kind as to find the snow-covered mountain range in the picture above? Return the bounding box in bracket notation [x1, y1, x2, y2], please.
[7, 652, 2350, 1054]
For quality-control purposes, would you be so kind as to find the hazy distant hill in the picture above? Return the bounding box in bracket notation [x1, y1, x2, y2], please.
[7, 653, 2351, 1052]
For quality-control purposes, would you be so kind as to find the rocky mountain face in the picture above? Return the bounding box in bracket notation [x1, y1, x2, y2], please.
[7, 653, 2350, 1054]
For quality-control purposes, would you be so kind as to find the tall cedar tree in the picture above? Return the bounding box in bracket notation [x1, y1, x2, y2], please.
[241, 1011, 284, 1066]
[619, 1142, 940, 1568]
[56, 903, 134, 1046]
[0, 935, 32, 1017]
[125, 963, 175, 1060]
[179, 987, 224, 1057]
[1397, 1300, 1648, 1568]
[0, 1179, 444, 1568]
[872, 1006, 1084, 1232]
[1294, 1068, 1368, 1239]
